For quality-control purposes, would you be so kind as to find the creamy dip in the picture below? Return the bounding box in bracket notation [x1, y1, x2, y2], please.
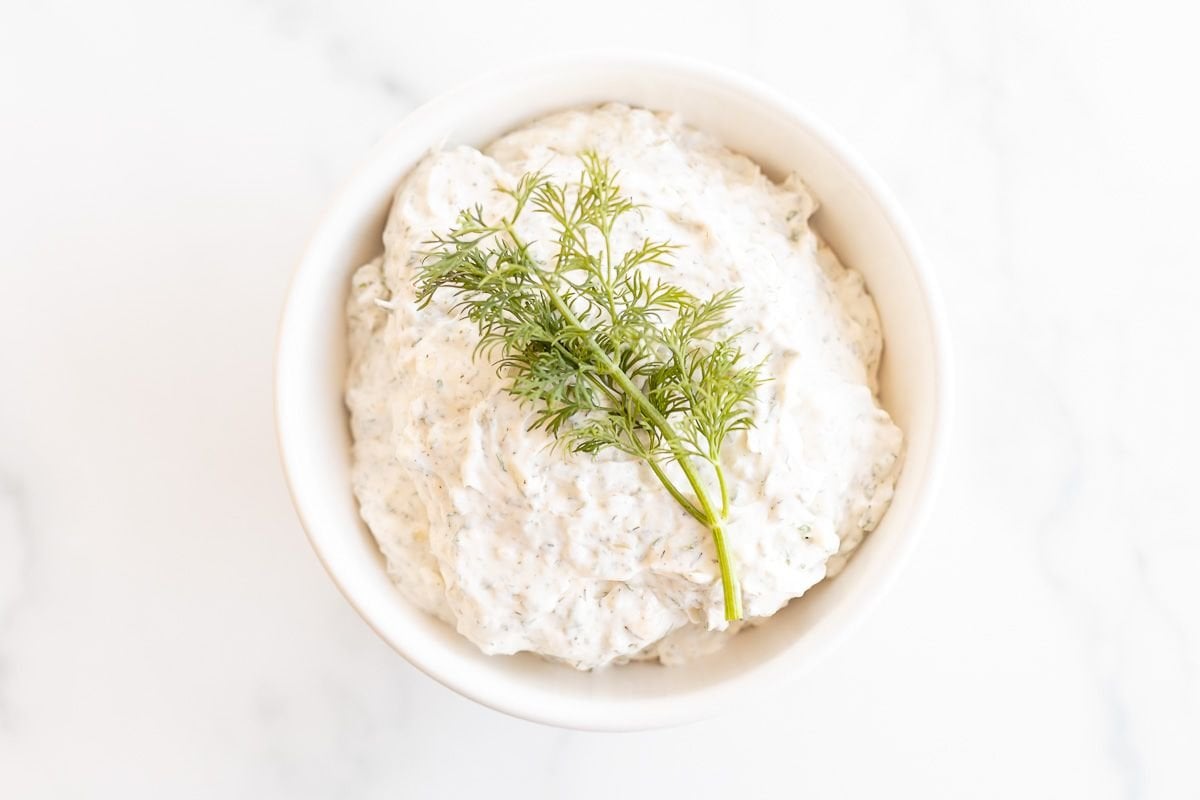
[346, 104, 903, 670]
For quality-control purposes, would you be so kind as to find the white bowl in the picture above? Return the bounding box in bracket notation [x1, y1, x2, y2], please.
[275, 52, 951, 731]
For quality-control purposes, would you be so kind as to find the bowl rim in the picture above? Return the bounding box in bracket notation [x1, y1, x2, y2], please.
[275, 49, 953, 731]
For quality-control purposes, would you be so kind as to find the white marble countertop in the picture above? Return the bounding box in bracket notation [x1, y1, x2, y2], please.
[2, 1, 1197, 796]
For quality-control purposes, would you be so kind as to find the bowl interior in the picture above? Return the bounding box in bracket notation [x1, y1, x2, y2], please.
[276, 56, 947, 731]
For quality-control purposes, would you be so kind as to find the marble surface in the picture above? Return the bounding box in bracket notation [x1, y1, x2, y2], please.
[2, 1, 1198, 796]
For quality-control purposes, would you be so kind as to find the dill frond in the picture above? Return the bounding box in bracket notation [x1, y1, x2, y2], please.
[414, 152, 764, 621]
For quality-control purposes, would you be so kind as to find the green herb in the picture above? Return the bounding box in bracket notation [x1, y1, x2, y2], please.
[414, 152, 764, 621]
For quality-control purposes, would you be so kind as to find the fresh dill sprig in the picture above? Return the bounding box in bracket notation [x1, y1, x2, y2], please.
[414, 152, 764, 621]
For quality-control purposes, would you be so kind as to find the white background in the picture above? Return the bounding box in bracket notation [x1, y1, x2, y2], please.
[2, 1, 1198, 797]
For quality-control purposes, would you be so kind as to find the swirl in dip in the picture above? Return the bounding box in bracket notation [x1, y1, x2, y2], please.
[345, 104, 903, 670]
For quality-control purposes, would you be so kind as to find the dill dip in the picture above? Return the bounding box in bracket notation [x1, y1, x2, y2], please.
[345, 103, 903, 670]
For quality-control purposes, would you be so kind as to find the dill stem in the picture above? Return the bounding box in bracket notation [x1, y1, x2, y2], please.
[645, 458, 706, 524]
[710, 522, 742, 621]
[716, 463, 730, 520]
